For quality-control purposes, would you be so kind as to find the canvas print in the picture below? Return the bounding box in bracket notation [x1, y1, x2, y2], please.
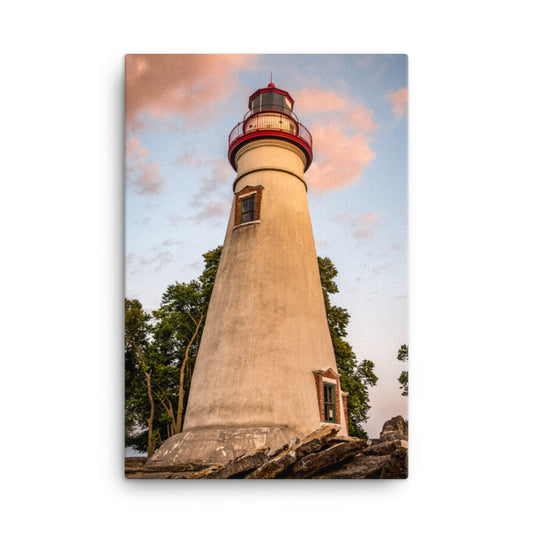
[125, 54, 408, 479]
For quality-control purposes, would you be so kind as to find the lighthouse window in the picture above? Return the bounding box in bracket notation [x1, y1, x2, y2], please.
[240, 195, 255, 223]
[324, 383, 337, 423]
[261, 91, 275, 110]
[251, 92, 293, 114]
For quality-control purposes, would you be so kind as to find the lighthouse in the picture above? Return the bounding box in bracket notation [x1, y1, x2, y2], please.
[147, 82, 349, 467]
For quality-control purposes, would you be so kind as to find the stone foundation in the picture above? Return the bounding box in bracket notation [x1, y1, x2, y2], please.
[145, 425, 298, 468]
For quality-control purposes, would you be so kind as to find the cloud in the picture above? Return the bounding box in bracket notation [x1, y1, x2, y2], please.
[178, 151, 234, 204]
[295, 88, 377, 131]
[125, 54, 256, 131]
[162, 238, 180, 247]
[372, 263, 392, 275]
[125, 136, 165, 195]
[126, 251, 173, 272]
[337, 212, 381, 240]
[168, 213, 184, 225]
[387, 87, 408, 118]
[292, 88, 377, 192]
[306, 123, 376, 192]
[189, 199, 231, 222]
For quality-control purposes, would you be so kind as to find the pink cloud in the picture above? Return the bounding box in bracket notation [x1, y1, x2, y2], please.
[125, 54, 256, 130]
[306, 122, 376, 192]
[294, 88, 377, 131]
[296, 88, 348, 114]
[348, 104, 377, 132]
[125, 136, 164, 195]
[292, 88, 377, 192]
[387, 87, 408, 118]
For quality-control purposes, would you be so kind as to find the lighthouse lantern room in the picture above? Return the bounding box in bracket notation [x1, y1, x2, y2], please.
[228, 82, 313, 172]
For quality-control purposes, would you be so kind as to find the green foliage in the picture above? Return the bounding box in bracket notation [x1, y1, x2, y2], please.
[318, 257, 378, 439]
[124, 298, 156, 451]
[397, 344, 408, 396]
[124, 246, 222, 454]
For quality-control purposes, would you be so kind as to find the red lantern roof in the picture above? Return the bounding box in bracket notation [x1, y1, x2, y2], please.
[228, 84, 313, 172]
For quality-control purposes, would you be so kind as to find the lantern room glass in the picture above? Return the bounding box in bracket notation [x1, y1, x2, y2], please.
[251, 92, 293, 115]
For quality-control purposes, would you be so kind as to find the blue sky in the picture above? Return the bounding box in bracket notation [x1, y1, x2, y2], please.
[125, 54, 408, 437]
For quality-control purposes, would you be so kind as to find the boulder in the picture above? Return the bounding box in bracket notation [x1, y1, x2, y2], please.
[364, 439, 408, 456]
[293, 424, 340, 459]
[246, 448, 298, 479]
[379, 416, 408, 442]
[380, 447, 408, 479]
[246, 425, 339, 479]
[203, 448, 269, 479]
[315, 454, 392, 479]
[290, 437, 367, 479]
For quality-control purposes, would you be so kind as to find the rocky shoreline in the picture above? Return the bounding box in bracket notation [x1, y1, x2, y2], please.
[125, 415, 408, 479]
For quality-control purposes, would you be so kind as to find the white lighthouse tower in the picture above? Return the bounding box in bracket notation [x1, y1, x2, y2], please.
[148, 82, 349, 467]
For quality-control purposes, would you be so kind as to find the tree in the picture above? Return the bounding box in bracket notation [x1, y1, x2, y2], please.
[125, 298, 159, 456]
[318, 256, 378, 439]
[124, 246, 222, 455]
[149, 246, 222, 436]
[397, 344, 408, 396]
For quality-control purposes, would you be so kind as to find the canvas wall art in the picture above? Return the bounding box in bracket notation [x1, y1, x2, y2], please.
[125, 54, 408, 479]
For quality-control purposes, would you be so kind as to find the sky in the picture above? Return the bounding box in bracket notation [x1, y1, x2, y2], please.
[125, 54, 408, 438]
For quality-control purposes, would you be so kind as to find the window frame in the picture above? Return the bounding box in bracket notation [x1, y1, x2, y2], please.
[239, 194, 256, 224]
[233, 185, 264, 228]
[323, 382, 337, 423]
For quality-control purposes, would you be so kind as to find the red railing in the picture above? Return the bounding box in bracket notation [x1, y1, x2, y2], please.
[228, 111, 312, 151]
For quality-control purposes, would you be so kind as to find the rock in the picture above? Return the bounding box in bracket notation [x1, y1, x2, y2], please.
[379, 416, 408, 441]
[292, 424, 339, 459]
[142, 461, 210, 473]
[267, 436, 301, 458]
[203, 448, 269, 479]
[316, 454, 392, 479]
[379, 431, 407, 442]
[316, 448, 408, 479]
[246, 448, 298, 479]
[380, 447, 408, 479]
[246, 424, 339, 479]
[125, 457, 148, 475]
[182, 464, 227, 479]
[290, 437, 367, 478]
[312, 417, 408, 479]
[364, 439, 408, 456]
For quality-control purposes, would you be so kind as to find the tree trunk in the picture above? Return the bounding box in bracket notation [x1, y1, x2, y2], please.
[154, 392, 178, 437]
[134, 343, 157, 457]
[175, 312, 203, 433]
[145, 370, 156, 457]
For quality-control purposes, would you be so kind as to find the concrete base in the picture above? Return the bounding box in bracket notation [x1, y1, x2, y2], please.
[145, 425, 299, 468]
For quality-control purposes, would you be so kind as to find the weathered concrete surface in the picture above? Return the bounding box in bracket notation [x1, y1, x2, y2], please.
[181, 135, 348, 461]
[145, 425, 298, 468]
